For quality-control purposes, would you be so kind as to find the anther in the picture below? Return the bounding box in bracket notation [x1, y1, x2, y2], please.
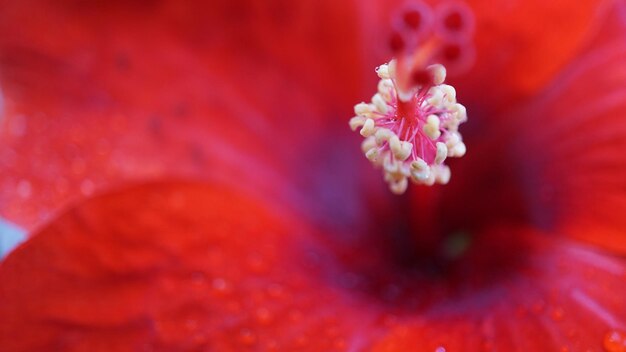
[376, 64, 391, 79]
[378, 79, 395, 102]
[354, 102, 374, 117]
[424, 114, 441, 140]
[410, 158, 430, 181]
[435, 142, 448, 164]
[372, 94, 389, 113]
[360, 118, 376, 137]
[375, 128, 394, 145]
[349, 58, 468, 193]
[366, 148, 379, 162]
[427, 64, 446, 85]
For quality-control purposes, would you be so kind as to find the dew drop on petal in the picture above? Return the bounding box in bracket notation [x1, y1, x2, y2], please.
[9, 115, 27, 137]
[334, 338, 347, 349]
[604, 330, 626, 352]
[551, 307, 565, 321]
[80, 179, 95, 196]
[211, 277, 231, 294]
[238, 328, 257, 346]
[16, 180, 32, 199]
[255, 307, 273, 325]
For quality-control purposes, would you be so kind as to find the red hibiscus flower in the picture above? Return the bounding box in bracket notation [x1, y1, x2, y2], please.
[1, 0, 626, 351]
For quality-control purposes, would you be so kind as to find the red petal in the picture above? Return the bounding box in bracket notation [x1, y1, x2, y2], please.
[511, 9, 626, 254]
[0, 0, 367, 230]
[0, 182, 350, 351]
[459, 0, 606, 105]
[371, 230, 626, 351]
[1, 183, 625, 351]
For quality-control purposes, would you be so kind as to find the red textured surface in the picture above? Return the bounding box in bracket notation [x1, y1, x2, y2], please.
[0, 0, 366, 230]
[2, 183, 626, 351]
[1, 0, 626, 351]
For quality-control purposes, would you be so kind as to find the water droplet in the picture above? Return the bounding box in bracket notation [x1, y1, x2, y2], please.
[255, 307, 273, 325]
[238, 328, 257, 346]
[334, 338, 346, 349]
[603, 330, 626, 352]
[212, 278, 231, 294]
[435, 346, 447, 352]
[551, 307, 564, 321]
[10, 115, 27, 137]
[16, 180, 32, 199]
[80, 179, 95, 196]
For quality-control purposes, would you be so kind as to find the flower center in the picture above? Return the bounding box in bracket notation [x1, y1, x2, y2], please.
[349, 1, 474, 194]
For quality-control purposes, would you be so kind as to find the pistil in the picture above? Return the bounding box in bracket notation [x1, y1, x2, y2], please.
[349, 1, 473, 194]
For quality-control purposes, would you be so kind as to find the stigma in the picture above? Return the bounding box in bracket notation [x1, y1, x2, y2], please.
[349, 1, 472, 194]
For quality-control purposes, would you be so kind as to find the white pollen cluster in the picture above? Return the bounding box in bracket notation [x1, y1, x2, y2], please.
[349, 60, 467, 194]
